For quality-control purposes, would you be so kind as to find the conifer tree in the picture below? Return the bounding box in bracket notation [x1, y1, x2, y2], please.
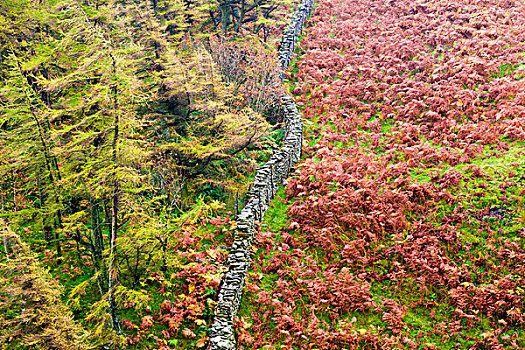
[0, 0, 291, 345]
[0, 220, 90, 349]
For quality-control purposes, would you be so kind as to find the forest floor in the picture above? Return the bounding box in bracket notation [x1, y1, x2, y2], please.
[235, 0, 525, 349]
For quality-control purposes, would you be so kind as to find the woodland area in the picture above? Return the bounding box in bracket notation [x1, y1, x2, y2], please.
[0, 0, 297, 348]
[2, 0, 525, 349]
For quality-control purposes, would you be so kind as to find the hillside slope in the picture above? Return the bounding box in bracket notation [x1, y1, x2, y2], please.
[237, 0, 525, 348]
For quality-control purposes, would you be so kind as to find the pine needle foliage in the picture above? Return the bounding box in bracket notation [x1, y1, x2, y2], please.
[0, 220, 90, 349]
[0, 0, 289, 346]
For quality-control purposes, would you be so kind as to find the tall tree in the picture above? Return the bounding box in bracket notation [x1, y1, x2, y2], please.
[0, 0, 287, 345]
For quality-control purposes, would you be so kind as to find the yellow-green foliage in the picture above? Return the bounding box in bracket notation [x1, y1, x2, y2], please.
[0, 220, 91, 350]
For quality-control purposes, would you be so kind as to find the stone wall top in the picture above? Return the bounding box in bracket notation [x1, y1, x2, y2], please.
[208, 1, 314, 349]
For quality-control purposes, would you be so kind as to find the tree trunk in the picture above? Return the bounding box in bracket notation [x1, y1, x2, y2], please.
[107, 186, 121, 333]
[220, 4, 232, 34]
[90, 198, 108, 296]
[12, 170, 17, 213]
[53, 217, 62, 258]
[1, 195, 9, 261]
[107, 53, 122, 335]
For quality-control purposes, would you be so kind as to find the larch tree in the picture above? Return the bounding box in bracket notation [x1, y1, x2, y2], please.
[0, 220, 90, 349]
[0, 0, 291, 346]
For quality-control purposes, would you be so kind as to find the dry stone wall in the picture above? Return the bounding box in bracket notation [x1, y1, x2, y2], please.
[279, 0, 314, 77]
[208, 1, 314, 349]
